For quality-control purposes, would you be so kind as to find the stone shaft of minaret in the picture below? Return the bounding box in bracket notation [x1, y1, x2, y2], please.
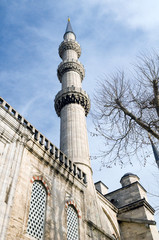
[55, 19, 91, 175]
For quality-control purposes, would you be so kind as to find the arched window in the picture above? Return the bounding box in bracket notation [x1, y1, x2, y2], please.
[27, 181, 46, 240]
[67, 205, 79, 240]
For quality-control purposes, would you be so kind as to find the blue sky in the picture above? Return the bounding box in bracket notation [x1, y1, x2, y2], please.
[1, 0, 159, 226]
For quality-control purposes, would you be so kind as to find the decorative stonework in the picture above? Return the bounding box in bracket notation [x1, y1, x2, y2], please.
[54, 87, 90, 117]
[57, 60, 85, 82]
[59, 40, 81, 58]
[65, 200, 81, 219]
[30, 176, 51, 196]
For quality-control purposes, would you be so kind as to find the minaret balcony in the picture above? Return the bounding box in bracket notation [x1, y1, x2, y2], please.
[57, 59, 85, 82]
[59, 39, 81, 59]
[54, 86, 90, 117]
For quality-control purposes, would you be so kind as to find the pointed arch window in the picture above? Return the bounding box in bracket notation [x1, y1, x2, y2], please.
[67, 205, 79, 240]
[27, 181, 46, 240]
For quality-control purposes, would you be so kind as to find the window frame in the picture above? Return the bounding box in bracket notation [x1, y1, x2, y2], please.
[26, 180, 47, 240]
[66, 203, 80, 240]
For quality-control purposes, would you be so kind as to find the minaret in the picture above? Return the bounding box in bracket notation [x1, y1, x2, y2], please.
[55, 19, 91, 177]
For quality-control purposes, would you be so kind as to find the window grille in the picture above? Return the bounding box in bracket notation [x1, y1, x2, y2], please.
[27, 181, 46, 240]
[67, 205, 79, 240]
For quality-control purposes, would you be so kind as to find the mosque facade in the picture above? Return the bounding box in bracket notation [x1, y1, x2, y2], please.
[0, 20, 159, 240]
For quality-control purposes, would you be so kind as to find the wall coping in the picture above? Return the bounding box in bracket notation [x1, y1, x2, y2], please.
[0, 96, 87, 186]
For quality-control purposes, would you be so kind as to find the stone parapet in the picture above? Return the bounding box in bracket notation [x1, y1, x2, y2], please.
[105, 181, 147, 208]
[57, 59, 85, 82]
[0, 97, 87, 186]
[59, 39, 81, 58]
[54, 86, 90, 117]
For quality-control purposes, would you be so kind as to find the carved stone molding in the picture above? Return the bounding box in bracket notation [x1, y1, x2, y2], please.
[54, 87, 90, 117]
[57, 60, 85, 82]
[59, 40, 81, 58]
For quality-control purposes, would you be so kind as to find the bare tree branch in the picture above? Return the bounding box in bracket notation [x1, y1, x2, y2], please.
[115, 98, 159, 139]
[92, 52, 159, 166]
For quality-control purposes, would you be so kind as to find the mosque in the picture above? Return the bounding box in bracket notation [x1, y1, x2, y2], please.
[0, 19, 159, 240]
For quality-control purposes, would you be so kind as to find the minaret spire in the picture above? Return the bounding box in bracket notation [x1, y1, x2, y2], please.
[64, 18, 75, 37]
[55, 20, 91, 179]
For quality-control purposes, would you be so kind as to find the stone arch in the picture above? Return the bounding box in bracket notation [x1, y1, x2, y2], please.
[102, 207, 121, 240]
[30, 175, 51, 196]
[65, 200, 81, 219]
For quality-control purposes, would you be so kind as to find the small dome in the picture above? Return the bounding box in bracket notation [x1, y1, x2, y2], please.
[120, 173, 139, 187]
[122, 172, 138, 178]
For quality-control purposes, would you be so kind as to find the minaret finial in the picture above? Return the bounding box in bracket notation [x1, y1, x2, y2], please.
[64, 17, 75, 39]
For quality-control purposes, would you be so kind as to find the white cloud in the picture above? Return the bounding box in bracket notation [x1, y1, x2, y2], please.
[84, 0, 159, 32]
[111, 0, 159, 30]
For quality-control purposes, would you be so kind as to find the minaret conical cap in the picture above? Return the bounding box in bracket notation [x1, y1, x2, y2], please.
[64, 18, 76, 39]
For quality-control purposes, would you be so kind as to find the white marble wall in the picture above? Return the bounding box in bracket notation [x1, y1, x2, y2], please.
[0, 115, 26, 239]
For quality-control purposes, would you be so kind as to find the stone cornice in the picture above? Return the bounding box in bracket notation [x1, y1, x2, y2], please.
[54, 87, 90, 117]
[26, 138, 87, 189]
[117, 216, 156, 225]
[57, 60, 85, 82]
[59, 40, 81, 58]
[118, 198, 155, 215]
